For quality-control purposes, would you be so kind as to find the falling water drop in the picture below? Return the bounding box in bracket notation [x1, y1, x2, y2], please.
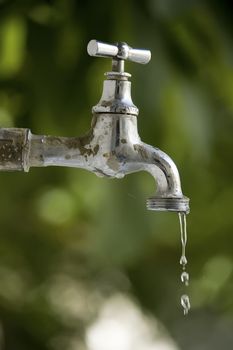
[181, 271, 189, 286]
[181, 294, 191, 315]
[180, 255, 187, 268]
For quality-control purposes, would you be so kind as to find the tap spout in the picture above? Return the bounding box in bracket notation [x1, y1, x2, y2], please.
[121, 141, 190, 213]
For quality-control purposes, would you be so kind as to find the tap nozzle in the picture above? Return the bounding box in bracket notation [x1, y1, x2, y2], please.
[147, 196, 190, 214]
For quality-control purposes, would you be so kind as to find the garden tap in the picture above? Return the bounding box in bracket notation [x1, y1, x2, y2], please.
[0, 40, 189, 213]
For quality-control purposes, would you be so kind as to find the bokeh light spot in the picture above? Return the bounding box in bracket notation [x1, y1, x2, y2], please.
[37, 188, 76, 225]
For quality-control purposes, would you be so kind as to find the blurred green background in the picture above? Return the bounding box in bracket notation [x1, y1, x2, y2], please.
[0, 0, 233, 349]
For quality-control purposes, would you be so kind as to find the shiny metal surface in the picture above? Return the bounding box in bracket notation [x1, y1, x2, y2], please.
[92, 78, 139, 115]
[87, 40, 151, 66]
[0, 39, 189, 213]
[87, 40, 118, 58]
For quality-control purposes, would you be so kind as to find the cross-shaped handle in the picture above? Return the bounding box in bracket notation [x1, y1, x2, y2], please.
[87, 40, 151, 72]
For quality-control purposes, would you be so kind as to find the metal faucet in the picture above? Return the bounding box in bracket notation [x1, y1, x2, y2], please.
[0, 40, 189, 213]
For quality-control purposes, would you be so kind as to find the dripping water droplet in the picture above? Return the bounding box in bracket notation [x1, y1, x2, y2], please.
[181, 271, 189, 286]
[181, 294, 191, 315]
[180, 255, 187, 267]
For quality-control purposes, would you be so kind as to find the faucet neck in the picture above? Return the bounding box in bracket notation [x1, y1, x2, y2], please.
[92, 72, 139, 116]
[88, 40, 151, 116]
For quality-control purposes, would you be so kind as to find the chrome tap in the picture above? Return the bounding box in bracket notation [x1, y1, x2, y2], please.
[0, 40, 189, 213]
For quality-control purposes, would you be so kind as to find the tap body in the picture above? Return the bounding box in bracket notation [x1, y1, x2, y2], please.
[0, 40, 190, 213]
[0, 112, 189, 212]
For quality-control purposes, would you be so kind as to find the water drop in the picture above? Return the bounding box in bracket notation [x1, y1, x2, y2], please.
[181, 271, 189, 286]
[181, 294, 191, 315]
[180, 255, 187, 267]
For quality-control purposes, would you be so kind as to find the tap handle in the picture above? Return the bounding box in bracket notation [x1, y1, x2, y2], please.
[87, 40, 151, 65]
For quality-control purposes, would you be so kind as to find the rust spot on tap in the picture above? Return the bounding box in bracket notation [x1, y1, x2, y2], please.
[93, 144, 99, 155]
[133, 144, 148, 159]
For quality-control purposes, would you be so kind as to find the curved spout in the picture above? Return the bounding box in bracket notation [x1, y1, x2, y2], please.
[121, 141, 189, 213]
[133, 142, 182, 197]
